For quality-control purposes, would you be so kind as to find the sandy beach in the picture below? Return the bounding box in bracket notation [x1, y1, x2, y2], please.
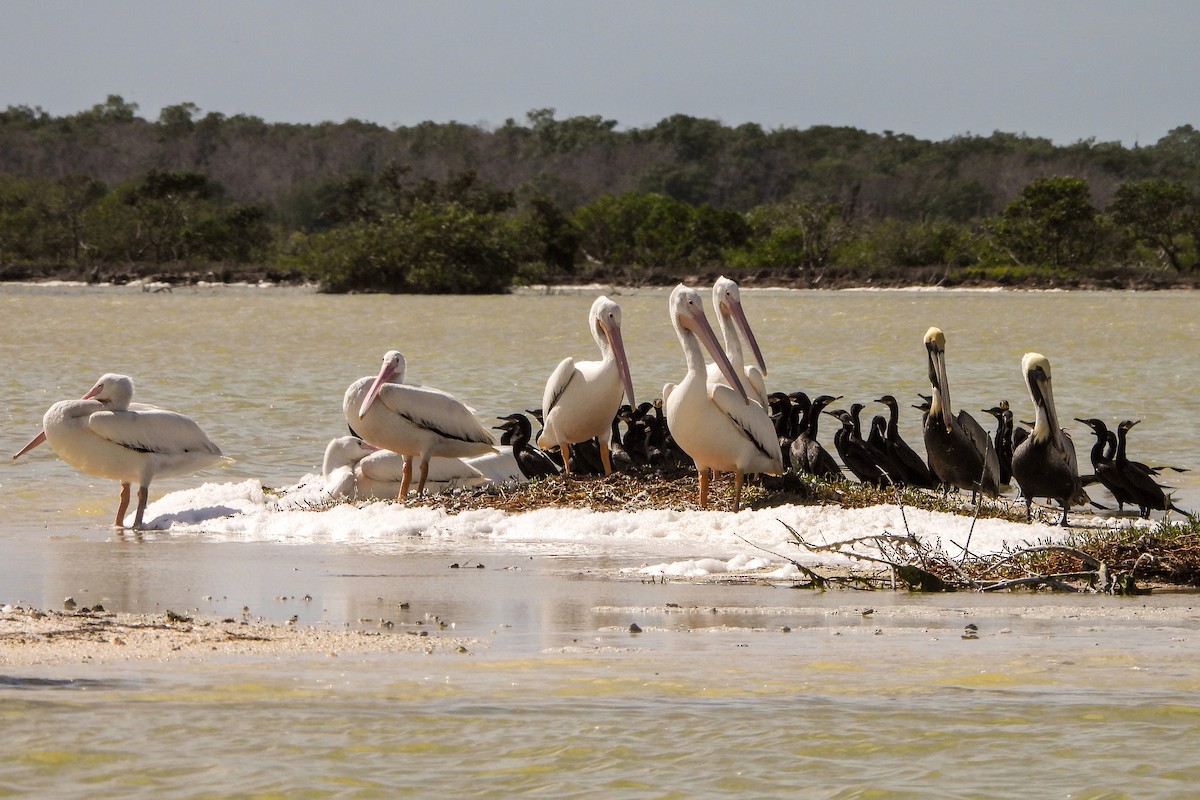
[0, 604, 477, 668]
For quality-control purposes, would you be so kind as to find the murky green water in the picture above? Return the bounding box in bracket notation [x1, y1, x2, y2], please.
[1, 284, 1198, 798]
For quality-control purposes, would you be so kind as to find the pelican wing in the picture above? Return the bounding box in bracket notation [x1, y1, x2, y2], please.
[374, 383, 495, 446]
[88, 409, 222, 456]
[356, 449, 407, 483]
[1062, 430, 1089, 504]
[956, 409, 1001, 486]
[710, 385, 784, 466]
[325, 466, 357, 500]
[541, 357, 576, 416]
[746, 367, 768, 409]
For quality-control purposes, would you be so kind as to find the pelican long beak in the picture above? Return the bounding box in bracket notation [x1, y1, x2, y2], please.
[1039, 377, 1065, 453]
[725, 297, 768, 376]
[927, 347, 953, 433]
[13, 429, 47, 459]
[357, 360, 398, 419]
[684, 306, 750, 404]
[602, 318, 637, 409]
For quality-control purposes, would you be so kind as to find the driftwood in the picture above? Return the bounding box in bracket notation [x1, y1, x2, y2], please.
[771, 507, 1166, 594]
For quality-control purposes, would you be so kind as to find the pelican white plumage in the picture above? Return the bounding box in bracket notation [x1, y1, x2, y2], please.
[322, 435, 493, 500]
[536, 295, 636, 476]
[663, 285, 784, 510]
[321, 435, 378, 500]
[355, 448, 489, 499]
[344, 350, 496, 499]
[12, 373, 227, 528]
[707, 276, 769, 408]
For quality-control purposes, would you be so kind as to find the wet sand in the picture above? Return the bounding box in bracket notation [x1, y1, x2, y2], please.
[0, 605, 477, 667]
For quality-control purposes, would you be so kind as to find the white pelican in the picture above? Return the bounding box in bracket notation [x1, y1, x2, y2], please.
[922, 327, 1000, 498]
[536, 295, 636, 476]
[663, 285, 784, 510]
[707, 276, 769, 407]
[356, 448, 489, 499]
[12, 373, 227, 529]
[322, 435, 378, 500]
[344, 351, 496, 499]
[1010, 353, 1082, 525]
[323, 435, 494, 500]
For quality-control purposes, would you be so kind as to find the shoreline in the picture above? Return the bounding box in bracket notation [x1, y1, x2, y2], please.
[2, 262, 1198, 293]
[0, 605, 478, 668]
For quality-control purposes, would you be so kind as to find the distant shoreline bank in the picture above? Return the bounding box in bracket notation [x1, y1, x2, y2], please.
[2, 262, 1197, 293]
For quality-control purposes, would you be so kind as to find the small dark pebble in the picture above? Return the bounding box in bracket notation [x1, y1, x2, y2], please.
[629, 623, 643, 633]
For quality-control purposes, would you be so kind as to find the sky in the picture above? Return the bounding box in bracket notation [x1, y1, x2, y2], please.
[3, 1, 1198, 146]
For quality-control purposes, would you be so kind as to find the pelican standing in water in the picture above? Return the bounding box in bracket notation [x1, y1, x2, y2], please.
[13, 373, 227, 529]
[345, 350, 496, 499]
[537, 295, 636, 476]
[707, 276, 769, 408]
[922, 327, 1001, 498]
[1010, 353, 1083, 525]
[663, 284, 783, 510]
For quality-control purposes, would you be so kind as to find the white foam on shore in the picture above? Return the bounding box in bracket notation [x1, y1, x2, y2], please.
[140, 479, 1147, 578]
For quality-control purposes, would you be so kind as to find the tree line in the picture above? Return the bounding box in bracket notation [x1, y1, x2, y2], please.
[1, 95, 1198, 291]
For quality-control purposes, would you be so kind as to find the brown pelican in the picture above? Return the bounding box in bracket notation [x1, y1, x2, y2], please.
[663, 284, 783, 510]
[538, 296, 636, 476]
[13, 373, 226, 529]
[1010, 353, 1082, 525]
[921, 327, 1000, 498]
[345, 350, 496, 498]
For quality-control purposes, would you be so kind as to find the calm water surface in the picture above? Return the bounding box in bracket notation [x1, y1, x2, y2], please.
[1, 284, 1198, 798]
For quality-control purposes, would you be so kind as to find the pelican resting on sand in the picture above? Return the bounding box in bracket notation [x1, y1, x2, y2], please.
[537, 295, 636, 476]
[13, 373, 227, 528]
[707, 276, 769, 408]
[663, 284, 783, 511]
[1010, 353, 1083, 525]
[921, 327, 1000, 499]
[345, 350, 496, 499]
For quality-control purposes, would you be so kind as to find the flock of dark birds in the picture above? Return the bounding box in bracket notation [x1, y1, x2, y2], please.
[491, 383, 1189, 524]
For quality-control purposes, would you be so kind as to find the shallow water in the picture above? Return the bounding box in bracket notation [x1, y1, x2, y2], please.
[2, 283, 1198, 798]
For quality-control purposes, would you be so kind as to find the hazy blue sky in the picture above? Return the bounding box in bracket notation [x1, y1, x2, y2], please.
[4, 1, 1197, 145]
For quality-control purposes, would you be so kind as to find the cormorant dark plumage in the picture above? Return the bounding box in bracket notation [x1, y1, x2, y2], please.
[827, 407, 888, 487]
[767, 392, 795, 470]
[789, 392, 843, 481]
[494, 414, 561, 479]
[921, 327, 1001, 499]
[982, 401, 1014, 486]
[875, 394, 938, 489]
[1115, 420, 1188, 518]
[1010, 353, 1083, 525]
[1075, 418, 1135, 512]
[866, 414, 898, 483]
